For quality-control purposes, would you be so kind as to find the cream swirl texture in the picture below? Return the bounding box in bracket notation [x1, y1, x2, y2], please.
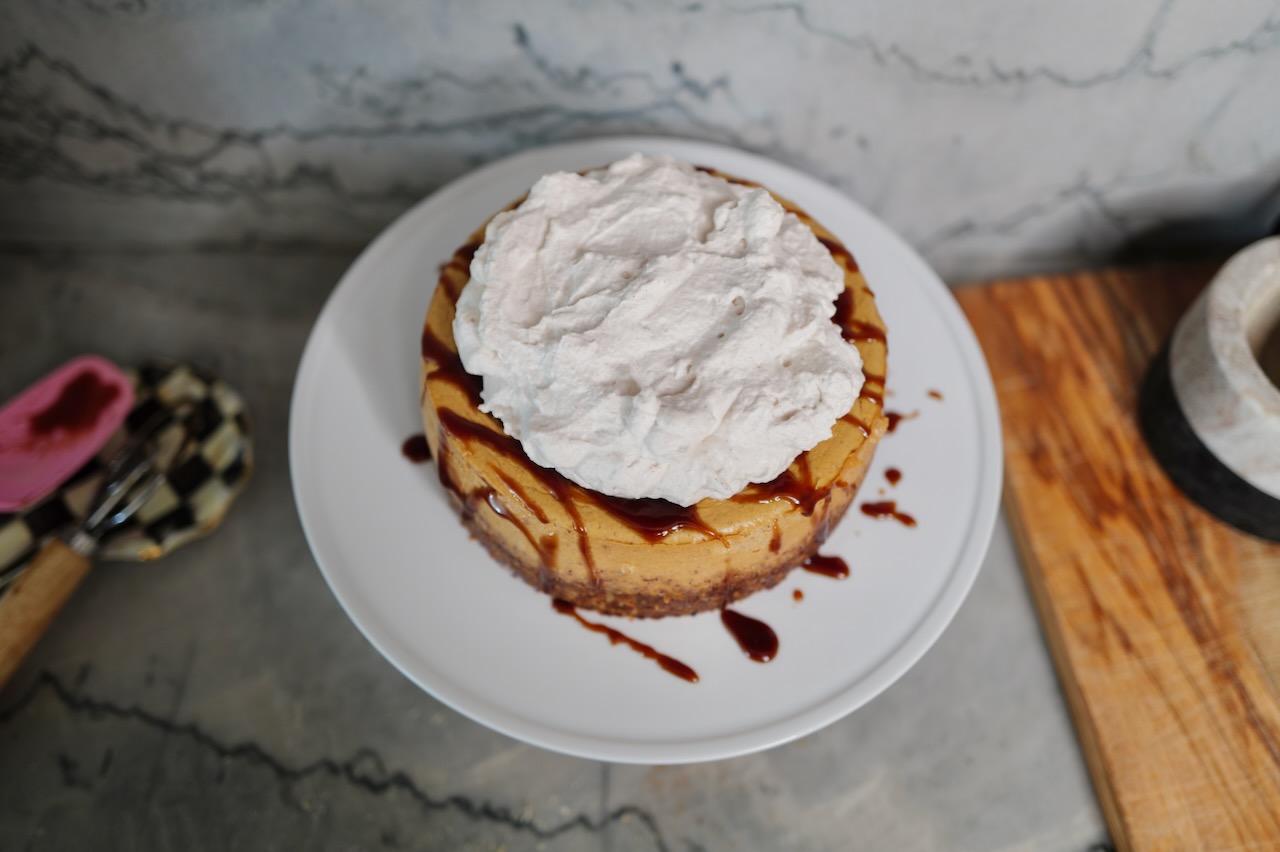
[452, 153, 864, 505]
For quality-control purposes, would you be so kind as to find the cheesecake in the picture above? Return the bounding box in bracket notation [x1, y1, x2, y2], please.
[420, 158, 888, 617]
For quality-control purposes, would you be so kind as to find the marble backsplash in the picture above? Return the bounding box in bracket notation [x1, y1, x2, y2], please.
[2, 0, 1278, 282]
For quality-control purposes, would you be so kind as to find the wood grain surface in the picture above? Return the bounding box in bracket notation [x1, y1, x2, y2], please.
[956, 264, 1280, 851]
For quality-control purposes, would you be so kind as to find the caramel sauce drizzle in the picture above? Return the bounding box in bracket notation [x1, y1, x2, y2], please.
[440, 240, 482, 301]
[537, 472, 595, 580]
[884, 409, 919, 434]
[769, 521, 783, 553]
[427, 341, 724, 583]
[817, 236, 860, 273]
[553, 599, 699, 683]
[859, 371, 886, 407]
[422, 325, 485, 411]
[434, 409, 594, 585]
[401, 433, 431, 463]
[801, 553, 850, 578]
[495, 470, 550, 524]
[693, 164, 760, 190]
[597, 494, 725, 543]
[840, 412, 872, 437]
[859, 500, 917, 527]
[721, 609, 778, 662]
[733, 467, 827, 517]
[436, 442, 559, 589]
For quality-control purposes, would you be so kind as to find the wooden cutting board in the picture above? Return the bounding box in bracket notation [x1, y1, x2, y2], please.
[956, 264, 1280, 851]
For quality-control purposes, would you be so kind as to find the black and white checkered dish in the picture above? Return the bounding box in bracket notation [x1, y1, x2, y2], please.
[0, 361, 252, 586]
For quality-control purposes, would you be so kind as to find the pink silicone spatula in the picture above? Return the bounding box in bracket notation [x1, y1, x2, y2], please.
[0, 355, 134, 511]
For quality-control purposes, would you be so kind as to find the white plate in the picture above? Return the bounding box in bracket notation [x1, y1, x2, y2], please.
[289, 137, 1002, 764]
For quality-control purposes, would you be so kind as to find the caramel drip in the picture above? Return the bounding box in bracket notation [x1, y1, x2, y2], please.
[832, 290, 883, 345]
[436, 444, 467, 506]
[884, 410, 918, 434]
[847, 320, 886, 343]
[885, 467, 902, 486]
[860, 500, 917, 527]
[693, 164, 760, 188]
[817, 236, 860, 273]
[840, 412, 872, 436]
[596, 494, 725, 544]
[801, 553, 850, 578]
[539, 474, 596, 582]
[828, 264, 887, 412]
[826, 241, 885, 421]
[481, 488, 557, 589]
[433, 408, 725, 584]
[537, 533, 560, 567]
[437, 409, 524, 464]
[421, 325, 485, 410]
[495, 470, 550, 524]
[440, 240, 482, 301]
[721, 609, 778, 662]
[860, 371, 886, 407]
[733, 465, 829, 518]
[553, 599, 699, 682]
[435, 411, 572, 584]
[436, 442, 557, 589]
[401, 433, 431, 463]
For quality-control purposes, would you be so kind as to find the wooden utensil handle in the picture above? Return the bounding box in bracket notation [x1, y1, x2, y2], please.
[0, 540, 92, 689]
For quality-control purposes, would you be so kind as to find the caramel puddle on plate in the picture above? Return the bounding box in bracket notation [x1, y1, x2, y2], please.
[721, 608, 779, 663]
[860, 500, 918, 527]
[401, 433, 431, 463]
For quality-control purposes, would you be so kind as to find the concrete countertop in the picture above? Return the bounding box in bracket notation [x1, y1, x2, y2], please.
[0, 250, 1104, 851]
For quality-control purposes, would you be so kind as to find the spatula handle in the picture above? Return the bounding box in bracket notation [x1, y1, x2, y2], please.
[0, 540, 92, 689]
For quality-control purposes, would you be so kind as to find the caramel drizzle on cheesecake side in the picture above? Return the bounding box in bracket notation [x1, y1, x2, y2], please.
[440, 239, 482, 302]
[423, 320, 725, 586]
[423, 172, 886, 589]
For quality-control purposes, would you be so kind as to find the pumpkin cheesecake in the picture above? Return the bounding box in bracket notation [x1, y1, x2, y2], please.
[420, 155, 888, 617]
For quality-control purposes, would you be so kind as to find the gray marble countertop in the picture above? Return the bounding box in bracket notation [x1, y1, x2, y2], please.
[0, 250, 1104, 851]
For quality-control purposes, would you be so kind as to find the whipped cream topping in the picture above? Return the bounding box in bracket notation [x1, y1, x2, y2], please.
[452, 153, 864, 506]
